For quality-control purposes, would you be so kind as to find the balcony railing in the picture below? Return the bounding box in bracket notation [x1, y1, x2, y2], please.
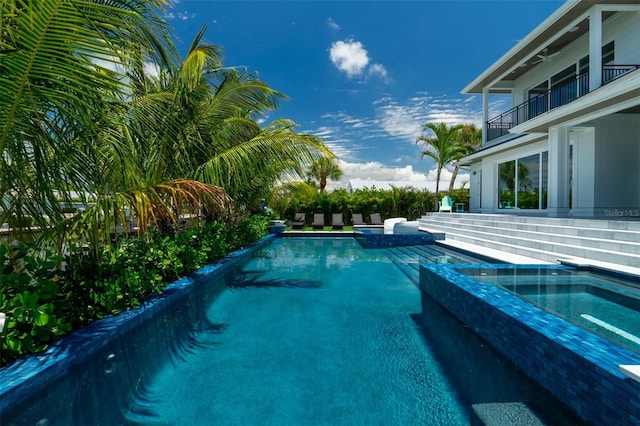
[486, 65, 640, 142]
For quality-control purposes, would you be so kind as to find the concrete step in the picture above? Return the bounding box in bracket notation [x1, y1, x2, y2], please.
[417, 217, 640, 267]
[419, 213, 640, 243]
[417, 218, 640, 255]
[421, 212, 640, 231]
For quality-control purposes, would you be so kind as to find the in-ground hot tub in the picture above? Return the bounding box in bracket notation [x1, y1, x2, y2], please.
[419, 263, 640, 426]
[354, 218, 442, 248]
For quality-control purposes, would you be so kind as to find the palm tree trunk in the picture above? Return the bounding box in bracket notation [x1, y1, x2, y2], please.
[434, 167, 442, 212]
[448, 165, 460, 193]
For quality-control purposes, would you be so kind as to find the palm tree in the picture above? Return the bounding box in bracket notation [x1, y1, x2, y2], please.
[81, 26, 332, 242]
[1, 3, 332, 255]
[0, 0, 175, 246]
[307, 157, 343, 192]
[448, 124, 482, 193]
[415, 122, 465, 211]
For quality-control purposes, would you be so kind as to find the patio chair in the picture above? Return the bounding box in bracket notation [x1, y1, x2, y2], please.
[332, 213, 344, 230]
[352, 213, 365, 226]
[438, 196, 453, 213]
[312, 213, 325, 230]
[370, 213, 383, 225]
[292, 212, 305, 229]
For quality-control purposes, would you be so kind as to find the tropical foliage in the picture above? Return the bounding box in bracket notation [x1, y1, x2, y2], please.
[416, 122, 475, 211]
[0, 2, 331, 254]
[448, 124, 482, 192]
[0, 215, 270, 365]
[307, 157, 343, 192]
[269, 185, 435, 224]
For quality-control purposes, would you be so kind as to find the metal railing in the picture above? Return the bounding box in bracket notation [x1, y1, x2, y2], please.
[486, 65, 640, 141]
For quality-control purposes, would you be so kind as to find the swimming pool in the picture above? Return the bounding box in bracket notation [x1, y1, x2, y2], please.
[2, 237, 583, 425]
[460, 267, 640, 354]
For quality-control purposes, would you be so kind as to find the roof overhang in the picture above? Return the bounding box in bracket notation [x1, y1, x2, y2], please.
[458, 133, 547, 165]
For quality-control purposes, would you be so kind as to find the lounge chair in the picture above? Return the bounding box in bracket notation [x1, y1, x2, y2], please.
[439, 195, 453, 213]
[312, 213, 325, 230]
[332, 213, 344, 230]
[352, 213, 365, 226]
[370, 213, 383, 225]
[292, 212, 305, 229]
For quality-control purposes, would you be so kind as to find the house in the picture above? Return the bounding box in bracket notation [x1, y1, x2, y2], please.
[461, 0, 640, 218]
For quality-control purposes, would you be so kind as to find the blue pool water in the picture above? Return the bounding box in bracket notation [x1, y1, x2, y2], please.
[3, 238, 584, 425]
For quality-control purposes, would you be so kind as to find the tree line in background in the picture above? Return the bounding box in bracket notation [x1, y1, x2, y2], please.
[267, 184, 471, 225]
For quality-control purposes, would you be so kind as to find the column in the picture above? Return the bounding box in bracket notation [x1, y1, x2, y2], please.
[547, 126, 570, 217]
[482, 87, 489, 145]
[589, 6, 603, 91]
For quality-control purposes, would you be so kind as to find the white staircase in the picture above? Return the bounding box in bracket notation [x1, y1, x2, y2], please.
[417, 213, 640, 275]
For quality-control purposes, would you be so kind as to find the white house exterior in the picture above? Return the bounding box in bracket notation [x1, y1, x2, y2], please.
[461, 0, 640, 218]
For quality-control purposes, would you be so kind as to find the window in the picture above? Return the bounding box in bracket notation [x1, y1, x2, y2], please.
[498, 161, 516, 209]
[550, 65, 577, 108]
[528, 81, 548, 119]
[602, 40, 615, 65]
[578, 56, 589, 95]
[498, 152, 548, 210]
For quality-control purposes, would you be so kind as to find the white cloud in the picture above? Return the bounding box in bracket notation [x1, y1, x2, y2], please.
[326, 18, 340, 31]
[367, 63, 391, 84]
[329, 39, 370, 78]
[323, 160, 469, 192]
[163, 11, 195, 21]
[375, 94, 483, 143]
[303, 92, 480, 194]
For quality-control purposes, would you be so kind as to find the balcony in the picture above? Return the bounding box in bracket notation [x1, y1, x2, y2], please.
[486, 65, 640, 142]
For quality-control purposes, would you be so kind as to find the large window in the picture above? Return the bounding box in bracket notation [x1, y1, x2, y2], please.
[498, 152, 548, 210]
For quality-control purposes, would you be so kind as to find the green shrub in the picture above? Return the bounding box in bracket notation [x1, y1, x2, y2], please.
[0, 215, 271, 366]
[0, 245, 72, 365]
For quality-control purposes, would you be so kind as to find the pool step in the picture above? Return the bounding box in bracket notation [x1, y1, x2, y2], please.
[471, 402, 546, 426]
[417, 213, 640, 273]
[386, 245, 494, 284]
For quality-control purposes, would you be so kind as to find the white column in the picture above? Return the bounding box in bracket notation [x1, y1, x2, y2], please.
[547, 126, 571, 217]
[589, 6, 603, 91]
[482, 87, 489, 145]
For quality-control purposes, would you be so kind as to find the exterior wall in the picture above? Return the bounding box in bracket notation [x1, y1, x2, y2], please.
[571, 126, 596, 216]
[593, 114, 640, 215]
[469, 163, 482, 212]
[606, 10, 640, 64]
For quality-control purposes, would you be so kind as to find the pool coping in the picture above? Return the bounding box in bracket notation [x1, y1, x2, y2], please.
[0, 234, 277, 412]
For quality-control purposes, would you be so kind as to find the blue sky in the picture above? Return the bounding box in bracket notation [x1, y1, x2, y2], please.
[164, 0, 564, 190]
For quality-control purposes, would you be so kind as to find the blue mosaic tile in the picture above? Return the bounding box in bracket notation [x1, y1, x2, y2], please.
[354, 228, 436, 248]
[419, 262, 640, 426]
